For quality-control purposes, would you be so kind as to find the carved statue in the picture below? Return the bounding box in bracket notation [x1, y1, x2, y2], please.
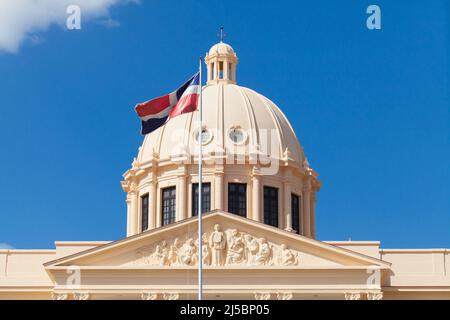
[209, 224, 226, 266]
[244, 234, 259, 264]
[152, 245, 169, 266]
[280, 244, 298, 266]
[201, 233, 211, 266]
[226, 229, 246, 265]
[255, 238, 272, 265]
[167, 238, 181, 266]
[179, 238, 197, 266]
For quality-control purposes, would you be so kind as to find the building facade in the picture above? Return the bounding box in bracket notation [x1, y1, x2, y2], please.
[1, 42, 449, 300]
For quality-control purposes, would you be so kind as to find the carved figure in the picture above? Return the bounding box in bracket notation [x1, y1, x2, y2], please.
[244, 234, 259, 264]
[167, 238, 181, 265]
[226, 229, 246, 264]
[201, 233, 211, 265]
[280, 244, 297, 266]
[255, 238, 272, 265]
[179, 238, 197, 266]
[208, 224, 226, 266]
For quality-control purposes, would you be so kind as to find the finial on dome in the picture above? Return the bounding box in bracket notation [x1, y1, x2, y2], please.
[218, 26, 226, 43]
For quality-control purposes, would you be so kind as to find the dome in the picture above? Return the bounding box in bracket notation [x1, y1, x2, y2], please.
[136, 83, 304, 167]
[208, 42, 236, 56]
[124, 41, 319, 240]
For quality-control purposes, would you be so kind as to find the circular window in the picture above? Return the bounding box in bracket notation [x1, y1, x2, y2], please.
[228, 128, 247, 145]
[194, 128, 212, 145]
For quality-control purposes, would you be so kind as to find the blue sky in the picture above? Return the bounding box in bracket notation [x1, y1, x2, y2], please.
[0, 0, 448, 249]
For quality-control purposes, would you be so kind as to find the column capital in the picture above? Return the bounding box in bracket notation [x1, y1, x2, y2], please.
[51, 292, 68, 300]
[254, 292, 271, 300]
[251, 166, 261, 177]
[366, 292, 383, 300]
[141, 292, 158, 300]
[73, 292, 90, 300]
[162, 292, 179, 300]
[276, 292, 293, 300]
[344, 292, 362, 300]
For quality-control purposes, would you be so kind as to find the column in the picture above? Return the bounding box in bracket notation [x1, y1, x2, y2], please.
[213, 62, 218, 82]
[252, 167, 261, 222]
[156, 186, 162, 228]
[224, 61, 229, 80]
[311, 191, 317, 239]
[303, 182, 311, 237]
[126, 193, 132, 236]
[177, 167, 187, 222]
[129, 183, 139, 235]
[149, 179, 156, 229]
[214, 171, 224, 211]
[284, 180, 292, 232]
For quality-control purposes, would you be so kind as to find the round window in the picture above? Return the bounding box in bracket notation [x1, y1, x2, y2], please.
[228, 128, 246, 144]
[195, 128, 212, 144]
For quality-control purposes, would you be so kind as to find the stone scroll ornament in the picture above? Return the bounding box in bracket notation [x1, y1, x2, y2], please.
[130, 224, 300, 267]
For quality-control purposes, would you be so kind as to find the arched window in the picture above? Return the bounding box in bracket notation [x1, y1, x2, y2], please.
[192, 183, 211, 216]
[219, 61, 224, 79]
[161, 187, 176, 226]
[141, 194, 149, 232]
[228, 183, 247, 217]
[264, 186, 278, 227]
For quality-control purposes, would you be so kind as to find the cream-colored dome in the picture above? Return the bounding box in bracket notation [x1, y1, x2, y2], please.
[124, 42, 319, 239]
[136, 83, 304, 166]
[208, 42, 235, 55]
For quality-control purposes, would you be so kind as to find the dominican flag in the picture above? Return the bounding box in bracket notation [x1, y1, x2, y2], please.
[135, 72, 200, 135]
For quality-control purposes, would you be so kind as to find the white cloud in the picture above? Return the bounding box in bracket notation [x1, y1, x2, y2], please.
[0, 0, 138, 53]
[0, 243, 14, 249]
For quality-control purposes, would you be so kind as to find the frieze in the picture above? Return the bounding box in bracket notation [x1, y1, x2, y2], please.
[128, 224, 299, 267]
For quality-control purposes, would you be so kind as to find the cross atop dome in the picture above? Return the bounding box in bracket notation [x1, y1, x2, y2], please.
[218, 26, 226, 43]
[205, 32, 238, 85]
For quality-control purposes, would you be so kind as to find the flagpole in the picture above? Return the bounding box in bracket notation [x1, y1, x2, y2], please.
[198, 56, 203, 301]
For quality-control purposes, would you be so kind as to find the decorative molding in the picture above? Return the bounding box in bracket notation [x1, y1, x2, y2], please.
[162, 293, 179, 300]
[366, 292, 383, 300]
[51, 292, 68, 300]
[141, 292, 158, 300]
[73, 292, 90, 300]
[129, 224, 300, 268]
[254, 292, 271, 300]
[276, 292, 293, 300]
[344, 292, 362, 300]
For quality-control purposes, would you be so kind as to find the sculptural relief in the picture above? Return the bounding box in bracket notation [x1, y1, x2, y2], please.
[226, 229, 246, 265]
[179, 238, 197, 266]
[255, 238, 272, 265]
[129, 224, 299, 267]
[209, 224, 227, 266]
[280, 244, 298, 266]
[201, 233, 211, 266]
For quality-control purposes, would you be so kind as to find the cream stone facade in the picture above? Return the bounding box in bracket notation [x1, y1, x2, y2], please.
[1, 42, 449, 300]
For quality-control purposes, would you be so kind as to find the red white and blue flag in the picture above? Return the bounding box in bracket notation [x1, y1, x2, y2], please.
[135, 72, 200, 135]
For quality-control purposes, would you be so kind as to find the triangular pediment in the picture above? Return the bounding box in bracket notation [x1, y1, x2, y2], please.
[44, 211, 390, 269]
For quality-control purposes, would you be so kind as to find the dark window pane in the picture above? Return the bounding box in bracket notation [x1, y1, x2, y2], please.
[192, 183, 211, 216]
[161, 187, 176, 226]
[291, 194, 300, 234]
[141, 194, 149, 232]
[264, 186, 278, 227]
[228, 183, 247, 217]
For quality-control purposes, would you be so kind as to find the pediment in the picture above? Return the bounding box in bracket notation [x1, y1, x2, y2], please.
[45, 211, 390, 270]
